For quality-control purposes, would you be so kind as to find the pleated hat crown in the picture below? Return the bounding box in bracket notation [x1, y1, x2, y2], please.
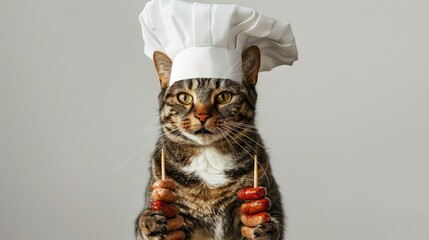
[139, 0, 298, 86]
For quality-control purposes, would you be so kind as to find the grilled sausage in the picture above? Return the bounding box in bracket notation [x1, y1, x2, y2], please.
[164, 230, 185, 240]
[150, 200, 179, 218]
[151, 179, 176, 191]
[152, 188, 177, 203]
[241, 198, 271, 214]
[241, 226, 255, 240]
[241, 212, 271, 227]
[237, 187, 267, 201]
[167, 215, 185, 231]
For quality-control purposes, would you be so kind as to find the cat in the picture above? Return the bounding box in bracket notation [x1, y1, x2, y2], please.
[136, 46, 284, 240]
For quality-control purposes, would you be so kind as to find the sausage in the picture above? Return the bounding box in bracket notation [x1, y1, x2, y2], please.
[149, 200, 179, 218]
[241, 212, 271, 227]
[151, 179, 176, 191]
[241, 226, 255, 240]
[152, 188, 177, 203]
[241, 198, 271, 214]
[237, 187, 267, 201]
[164, 230, 185, 240]
[167, 215, 185, 231]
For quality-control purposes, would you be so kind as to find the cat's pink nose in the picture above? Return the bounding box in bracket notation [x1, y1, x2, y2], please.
[194, 104, 212, 124]
[196, 114, 211, 124]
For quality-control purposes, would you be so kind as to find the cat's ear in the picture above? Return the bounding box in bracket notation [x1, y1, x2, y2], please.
[153, 51, 173, 89]
[241, 46, 261, 86]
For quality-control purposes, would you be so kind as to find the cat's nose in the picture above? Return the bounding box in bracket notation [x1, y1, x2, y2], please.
[195, 114, 211, 124]
[194, 104, 212, 124]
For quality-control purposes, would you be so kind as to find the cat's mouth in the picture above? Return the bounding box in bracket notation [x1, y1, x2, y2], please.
[194, 128, 213, 135]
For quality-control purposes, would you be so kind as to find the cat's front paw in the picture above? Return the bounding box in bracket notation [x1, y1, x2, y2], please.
[241, 222, 280, 240]
[238, 187, 281, 240]
[252, 222, 280, 240]
[137, 209, 167, 239]
[137, 209, 185, 240]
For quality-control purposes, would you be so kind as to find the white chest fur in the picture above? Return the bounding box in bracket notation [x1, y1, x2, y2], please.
[182, 147, 234, 187]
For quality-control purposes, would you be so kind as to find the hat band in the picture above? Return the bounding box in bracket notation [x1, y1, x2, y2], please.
[169, 47, 243, 86]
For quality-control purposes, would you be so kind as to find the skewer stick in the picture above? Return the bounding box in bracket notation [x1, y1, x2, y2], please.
[254, 155, 258, 188]
[161, 147, 166, 180]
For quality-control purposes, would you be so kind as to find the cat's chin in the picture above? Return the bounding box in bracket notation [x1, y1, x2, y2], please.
[181, 131, 220, 146]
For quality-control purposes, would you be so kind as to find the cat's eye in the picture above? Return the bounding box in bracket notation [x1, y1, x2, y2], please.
[215, 91, 232, 104]
[177, 93, 193, 105]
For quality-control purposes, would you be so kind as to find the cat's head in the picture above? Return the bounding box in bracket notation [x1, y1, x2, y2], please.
[153, 46, 261, 146]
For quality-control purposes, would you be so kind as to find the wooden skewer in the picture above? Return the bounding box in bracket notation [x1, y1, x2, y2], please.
[254, 155, 258, 188]
[161, 147, 166, 180]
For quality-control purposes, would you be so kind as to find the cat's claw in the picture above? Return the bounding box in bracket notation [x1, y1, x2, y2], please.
[138, 209, 186, 240]
[252, 222, 280, 240]
[138, 209, 168, 239]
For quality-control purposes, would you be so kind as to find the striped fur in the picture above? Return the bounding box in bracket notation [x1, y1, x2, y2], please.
[137, 47, 284, 240]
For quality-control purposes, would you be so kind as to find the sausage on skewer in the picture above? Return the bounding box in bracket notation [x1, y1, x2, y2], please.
[151, 179, 176, 191]
[241, 226, 254, 240]
[166, 215, 185, 231]
[150, 200, 180, 218]
[152, 188, 177, 203]
[237, 187, 267, 201]
[241, 212, 271, 227]
[241, 198, 271, 214]
[164, 230, 186, 240]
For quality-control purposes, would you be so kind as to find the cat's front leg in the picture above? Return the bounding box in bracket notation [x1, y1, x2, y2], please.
[238, 187, 282, 240]
[137, 179, 186, 240]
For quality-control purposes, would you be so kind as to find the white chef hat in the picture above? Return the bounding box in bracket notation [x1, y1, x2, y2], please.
[139, 0, 298, 86]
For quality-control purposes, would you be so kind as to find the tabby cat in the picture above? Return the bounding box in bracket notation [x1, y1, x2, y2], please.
[136, 46, 284, 240]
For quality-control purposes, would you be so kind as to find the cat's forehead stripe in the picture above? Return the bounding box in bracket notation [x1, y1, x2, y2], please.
[185, 79, 193, 90]
[191, 79, 200, 92]
[215, 79, 221, 89]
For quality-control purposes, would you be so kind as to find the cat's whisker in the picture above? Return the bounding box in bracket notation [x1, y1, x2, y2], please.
[216, 127, 240, 169]
[108, 115, 161, 138]
[218, 127, 243, 170]
[154, 140, 170, 159]
[134, 130, 181, 164]
[113, 123, 163, 171]
[220, 55, 244, 80]
[211, 108, 241, 167]
[118, 127, 172, 168]
[220, 124, 268, 151]
[225, 121, 258, 129]
[132, 127, 162, 138]
[219, 119, 258, 128]
[212, 107, 256, 133]
[222, 72, 243, 80]
[221, 126, 260, 158]
[133, 133, 170, 164]
[116, 131, 168, 170]
[114, 143, 148, 172]
[220, 126, 254, 159]
[220, 53, 256, 81]
[220, 125, 271, 187]
[257, 158, 270, 189]
[213, 107, 252, 170]
[221, 125, 259, 135]
[108, 129, 147, 138]
[219, 125, 271, 187]
[227, 124, 261, 133]
[219, 122, 260, 134]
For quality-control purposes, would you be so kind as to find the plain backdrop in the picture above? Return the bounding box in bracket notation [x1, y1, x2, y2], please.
[1, 0, 428, 239]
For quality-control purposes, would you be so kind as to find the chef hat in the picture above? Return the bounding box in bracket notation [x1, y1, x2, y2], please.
[139, 0, 298, 86]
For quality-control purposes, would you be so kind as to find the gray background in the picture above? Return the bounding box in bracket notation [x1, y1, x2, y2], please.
[1, 0, 428, 239]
